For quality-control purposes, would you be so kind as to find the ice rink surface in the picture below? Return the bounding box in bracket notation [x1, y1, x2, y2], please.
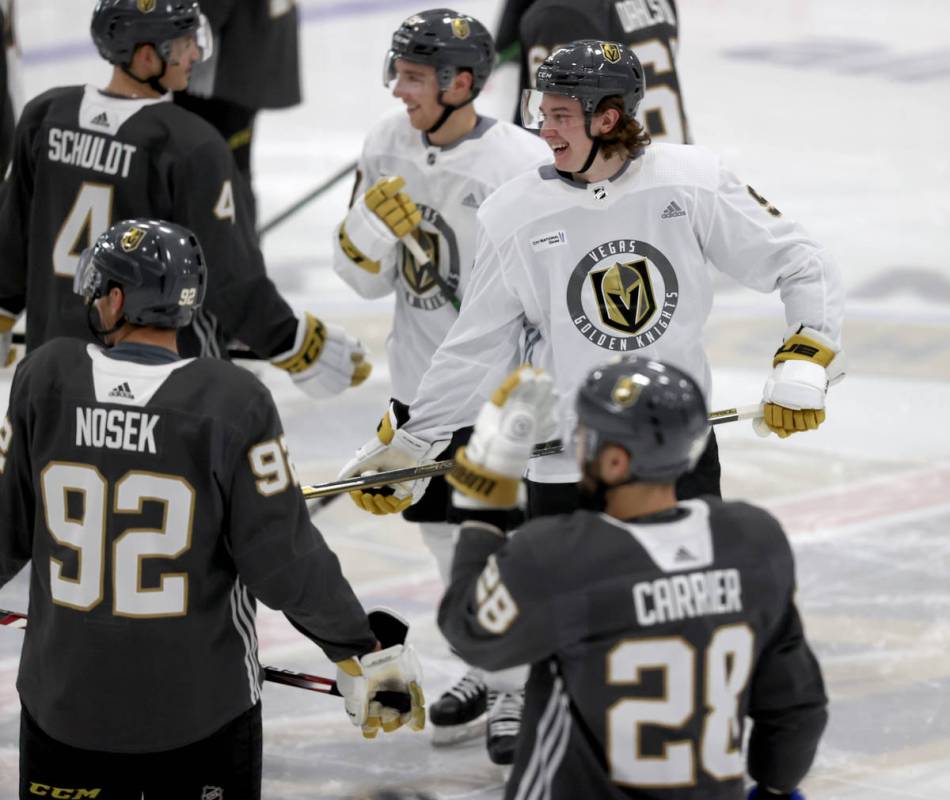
[0, 0, 948, 797]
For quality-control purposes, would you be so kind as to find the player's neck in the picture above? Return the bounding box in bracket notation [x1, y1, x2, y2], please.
[574, 150, 629, 184]
[110, 324, 179, 354]
[105, 67, 165, 100]
[605, 482, 678, 521]
[426, 104, 478, 148]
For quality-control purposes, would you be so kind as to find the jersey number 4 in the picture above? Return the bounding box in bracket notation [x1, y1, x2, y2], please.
[42, 462, 195, 618]
[607, 625, 754, 787]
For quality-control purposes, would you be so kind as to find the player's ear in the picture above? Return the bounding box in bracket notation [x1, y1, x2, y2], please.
[598, 443, 631, 485]
[594, 106, 622, 137]
[453, 69, 474, 98]
[129, 42, 160, 74]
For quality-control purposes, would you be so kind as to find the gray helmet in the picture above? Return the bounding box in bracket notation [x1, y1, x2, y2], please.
[91, 0, 207, 66]
[384, 9, 494, 95]
[576, 357, 709, 483]
[74, 219, 207, 329]
[528, 39, 644, 134]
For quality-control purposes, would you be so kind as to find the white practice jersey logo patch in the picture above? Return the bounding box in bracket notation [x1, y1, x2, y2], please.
[529, 230, 568, 253]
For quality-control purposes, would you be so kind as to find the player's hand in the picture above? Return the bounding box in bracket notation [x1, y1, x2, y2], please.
[338, 402, 448, 515]
[448, 366, 555, 508]
[0, 311, 17, 368]
[271, 313, 371, 399]
[747, 787, 805, 800]
[335, 608, 425, 739]
[755, 325, 844, 438]
[338, 176, 422, 273]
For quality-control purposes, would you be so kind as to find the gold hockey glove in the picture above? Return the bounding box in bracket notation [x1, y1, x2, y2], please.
[270, 313, 371, 399]
[756, 325, 844, 438]
[338, 176, 422, 273]
[0, 311, 17, 367]
[448, 367, 555, 508]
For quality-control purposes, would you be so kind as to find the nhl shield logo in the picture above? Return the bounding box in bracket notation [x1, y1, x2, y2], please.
[451, 17, 471, 39]
[589, 260, 657, 335]
[602, 42, 622, 64]
[137, 0, 157, 13]
[611, 376, 641, 408]
[120, 227, 147, 253]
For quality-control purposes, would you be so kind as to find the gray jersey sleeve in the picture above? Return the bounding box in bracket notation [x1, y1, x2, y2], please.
[224, 388, 376, 662]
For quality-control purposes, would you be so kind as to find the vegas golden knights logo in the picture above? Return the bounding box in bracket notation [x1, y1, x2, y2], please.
[451, 18, 471, 39]
[589, 260, 656, 335]
[137, 0, 157, 13]
[602, 42, 622, 64]
[611, 376, 641, 408]
[401, 230, 440, 294]
[120, 227, 147, 253]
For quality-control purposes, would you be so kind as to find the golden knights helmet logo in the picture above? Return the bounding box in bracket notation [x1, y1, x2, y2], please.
[137, 0, 157, 13]
[611, 375, 642, 408]
[588, 260, 656, 335]
[120, 226, 147, 253]
[451, 17, 471, 39]
[601, 42, 622, 64]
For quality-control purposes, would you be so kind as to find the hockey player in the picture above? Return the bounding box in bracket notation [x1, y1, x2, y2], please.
[497, 0, 690, 143]
[0, 219, 424, 799]
[339, 37, 844, 517]
[332, 8, 549, 761]
[438, 360, 828, 799]
[0, 0, 369, 401]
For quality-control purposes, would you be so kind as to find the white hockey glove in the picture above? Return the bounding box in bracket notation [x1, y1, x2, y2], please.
[335, 608, 425, 739]
[339, 402, 449, 516]
[270, 313, 371, 399]
[338, 176, 422, 273]
[0, 310, 17, 368]
[448, 367, 555, 508]
[755, 325, 845, 438]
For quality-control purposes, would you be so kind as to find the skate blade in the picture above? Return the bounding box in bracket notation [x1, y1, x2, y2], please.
[430, 715, 486, 747]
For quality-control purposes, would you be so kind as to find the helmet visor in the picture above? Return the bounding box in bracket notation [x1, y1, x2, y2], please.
[383, 50, 398, 88]
[73, 248, 104, 304]
[520, 89, 586, 130]
[158, 13, 214, 66]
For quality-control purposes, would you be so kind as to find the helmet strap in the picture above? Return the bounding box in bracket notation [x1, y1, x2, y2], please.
[426, 88, 480, 135]
[575, 137, 602, 177]
[85, 300, 127, 348]
[121, 48, 169, 96]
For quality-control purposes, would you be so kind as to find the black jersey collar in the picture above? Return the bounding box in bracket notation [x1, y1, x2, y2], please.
[104, 341, 181, 366]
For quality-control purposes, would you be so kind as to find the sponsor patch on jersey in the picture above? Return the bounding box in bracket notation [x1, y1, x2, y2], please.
[451, 17, 471, 39]
[137, 0, 156, 12]
[529, 230, 568, 253]
[565, 238, 680, 352]
[602, 42, 622, 63]
[120, 227, 146, 253]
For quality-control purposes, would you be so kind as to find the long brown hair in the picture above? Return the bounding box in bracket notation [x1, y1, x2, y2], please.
[595, 96, 651, 158]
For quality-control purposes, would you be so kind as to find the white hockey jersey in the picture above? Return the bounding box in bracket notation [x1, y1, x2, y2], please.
[332, 112, 550, 403]
[405, 143, 844, 482]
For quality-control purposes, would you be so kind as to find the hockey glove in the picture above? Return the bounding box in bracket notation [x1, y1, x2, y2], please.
[271, 313, 371, 399]
[755, 325, 844, 438]
[338, 402, 449, 515]
[747, 787, 805, 800]
[338, 176, 422, 273]
[335, 608, 425, 739]
[0, 311, 16, 368]
[448, 367, 555, 508]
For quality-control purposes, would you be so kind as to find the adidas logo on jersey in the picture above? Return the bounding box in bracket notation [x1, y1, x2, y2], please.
[661, 201, 687, 219]
[462, 193, 480, 209]
[89, 111, 110, 128]
[674, 545, 697, 563]
[108, 382, 135, 400]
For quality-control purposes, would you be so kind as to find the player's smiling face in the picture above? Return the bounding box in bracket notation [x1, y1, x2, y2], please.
[538, 94, 592, 172]
[391, 60, 442, 130]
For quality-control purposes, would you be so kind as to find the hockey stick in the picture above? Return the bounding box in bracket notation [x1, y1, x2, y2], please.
[301, 405, 764, 500]
[9, 332, 271, 363]
[401, 234, 461, 312]
[257, 159, 358, 237]
[0, 608, 342, 697]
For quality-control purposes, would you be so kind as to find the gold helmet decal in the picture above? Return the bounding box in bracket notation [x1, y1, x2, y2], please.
[611, 375, 642, 408]
[589, 260, 657, 335]
[451, 17, 471, 39]
[602, 42, 622, 64]
[120, 227, 147, 253]
[137, 0, 157, 13]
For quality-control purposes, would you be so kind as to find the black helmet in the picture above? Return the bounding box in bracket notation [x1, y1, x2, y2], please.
[91, 0, 208, 66]
[576, 357, 709, 483]
[74, 219, 207, 329]
[384, 9, 494, 95]
[522, 39, 644, 135]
